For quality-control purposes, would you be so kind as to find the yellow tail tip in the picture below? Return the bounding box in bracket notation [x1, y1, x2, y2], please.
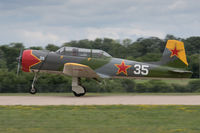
[166, 40, 188, 66]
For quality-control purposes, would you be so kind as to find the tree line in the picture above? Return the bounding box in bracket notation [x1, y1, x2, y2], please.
[0, 34, 199, 93]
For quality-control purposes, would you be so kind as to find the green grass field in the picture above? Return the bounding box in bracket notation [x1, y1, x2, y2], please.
[0, 105, 200, 133]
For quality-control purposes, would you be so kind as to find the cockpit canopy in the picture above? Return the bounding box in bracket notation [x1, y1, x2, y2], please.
[56, 47, 112, 58]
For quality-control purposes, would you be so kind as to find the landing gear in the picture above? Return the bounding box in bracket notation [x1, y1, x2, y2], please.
[73, 87, 86, 97]
[30, 72, 38, 95]
[29, 52, 48, 95]
[29, 87, 37, 94]
[72, 77, 86, 97]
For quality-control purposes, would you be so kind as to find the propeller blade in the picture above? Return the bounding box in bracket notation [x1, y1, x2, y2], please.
[17, 61, 21, 75]
[17, 48, 23, 76]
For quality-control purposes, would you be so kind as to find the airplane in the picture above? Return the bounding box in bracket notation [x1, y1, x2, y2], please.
[16, 40, 192, 96]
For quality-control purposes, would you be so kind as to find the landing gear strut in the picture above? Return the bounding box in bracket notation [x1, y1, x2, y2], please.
[29, 72, 38, 94]
[72, 77, 86, 97]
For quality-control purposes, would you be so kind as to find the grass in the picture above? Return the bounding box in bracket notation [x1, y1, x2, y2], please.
[0, 105, 200, 133]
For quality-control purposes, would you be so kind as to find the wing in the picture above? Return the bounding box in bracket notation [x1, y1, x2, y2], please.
[63, 63, 100, 78]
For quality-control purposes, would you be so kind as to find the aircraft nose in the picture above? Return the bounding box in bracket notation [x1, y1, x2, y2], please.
[21, 50, 41, 72]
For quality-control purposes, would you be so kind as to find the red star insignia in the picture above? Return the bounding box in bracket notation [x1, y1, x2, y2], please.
[115, 61, 131, 75]
[169, 44, 182, 57]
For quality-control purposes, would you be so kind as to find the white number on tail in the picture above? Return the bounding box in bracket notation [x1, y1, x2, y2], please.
[133, 64, 149, 75]
[134, 64, 141, 75]
[141, 65, 149, 75]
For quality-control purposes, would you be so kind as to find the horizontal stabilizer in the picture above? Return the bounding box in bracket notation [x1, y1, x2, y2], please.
[97, 73, 110, 78]
[168, 69, 192, 78]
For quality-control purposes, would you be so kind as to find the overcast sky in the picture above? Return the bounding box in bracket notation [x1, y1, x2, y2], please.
[0, 0, 199, 47]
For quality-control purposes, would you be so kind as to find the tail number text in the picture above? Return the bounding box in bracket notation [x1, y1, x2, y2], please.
[133, 64, 149, 75]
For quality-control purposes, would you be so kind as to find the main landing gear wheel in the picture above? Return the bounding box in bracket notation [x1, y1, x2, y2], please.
[29, 87, 37, 94]
[72, 86, 86, 97]
[72, 77, 87, 97]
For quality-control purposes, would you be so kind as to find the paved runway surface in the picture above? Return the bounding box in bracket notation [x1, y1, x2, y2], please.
[0, 95, 200, 105]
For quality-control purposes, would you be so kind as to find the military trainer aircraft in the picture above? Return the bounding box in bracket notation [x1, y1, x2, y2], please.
[16, 40, 192, 96]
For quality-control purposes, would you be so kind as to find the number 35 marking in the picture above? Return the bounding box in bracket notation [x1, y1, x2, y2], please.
[133, 64, 149, 75]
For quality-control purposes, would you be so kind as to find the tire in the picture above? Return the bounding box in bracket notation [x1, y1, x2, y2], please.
[29, 87, 37, 94]
[73, 86, 86, 97]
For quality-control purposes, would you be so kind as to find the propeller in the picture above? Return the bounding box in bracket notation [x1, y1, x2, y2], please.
[16, 48, 23, 75]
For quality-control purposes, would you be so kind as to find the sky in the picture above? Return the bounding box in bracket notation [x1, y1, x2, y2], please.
[0, 0, 199, 47]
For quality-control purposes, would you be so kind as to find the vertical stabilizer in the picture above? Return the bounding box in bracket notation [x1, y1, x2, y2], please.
[160, 40, 188, 68]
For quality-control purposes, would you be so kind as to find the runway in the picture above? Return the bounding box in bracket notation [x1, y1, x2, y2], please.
[0, 95, 200, 105]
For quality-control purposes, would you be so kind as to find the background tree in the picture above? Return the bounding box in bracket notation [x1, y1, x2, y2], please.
[45, 44, 59, 51]
[29, 46, 43, 50]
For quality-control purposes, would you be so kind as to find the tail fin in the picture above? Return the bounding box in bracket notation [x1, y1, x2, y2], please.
[160, 40, 188, 68]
